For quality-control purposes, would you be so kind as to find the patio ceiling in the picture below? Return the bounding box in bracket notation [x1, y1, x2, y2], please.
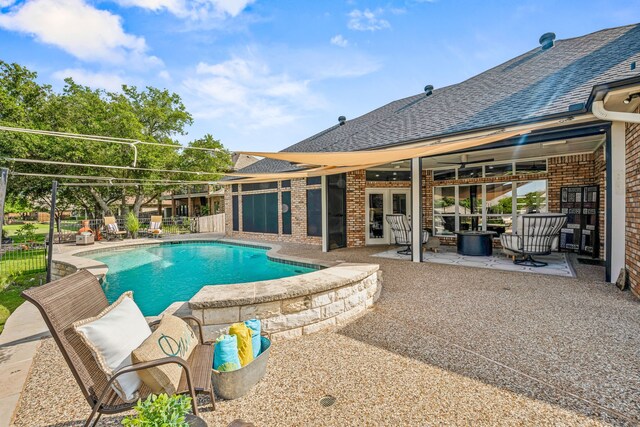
[368, 133, 605, 171]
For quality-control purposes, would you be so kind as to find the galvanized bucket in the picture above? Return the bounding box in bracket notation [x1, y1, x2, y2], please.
[211, 335, 271, 400]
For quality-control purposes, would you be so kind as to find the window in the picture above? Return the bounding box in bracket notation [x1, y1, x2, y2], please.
[516, 159, 546, 174]
[231, 184, 238, 192]
[484, 163, 512, 178]
[232, 195, 239, 231]
[282, 191, 291, 234]
[485, 182, 513, 236]
[307, 177, 321, 186]
[515, 180, 547, 214]
[281, 180, 291, 188]
[457, 166, 482, 179]
[458, 185, 482, 231]
[432, 180, 547, 237]
[366, 170, 411, 181]
[433, 168, 456, 181]
[306, 189, 322, 236]
[242, 181, 277, 191]
[433, 186, 456, 235]
[242, 193, 278, 233]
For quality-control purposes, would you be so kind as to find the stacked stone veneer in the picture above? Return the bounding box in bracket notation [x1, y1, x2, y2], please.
[50, 260, 78, 281]
[189, 263, 382, 341]
[626, 107, 640, 298]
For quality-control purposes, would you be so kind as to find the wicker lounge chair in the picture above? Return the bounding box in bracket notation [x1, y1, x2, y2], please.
[385, 214, 429, 255]
[143, 215, 163, 238]
[21, 270, 215, 427]
[103, 216, 127, 241]
[500, 213, 567, 267]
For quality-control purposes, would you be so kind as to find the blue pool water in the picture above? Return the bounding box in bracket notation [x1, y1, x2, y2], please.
[87, 242, 316, 316]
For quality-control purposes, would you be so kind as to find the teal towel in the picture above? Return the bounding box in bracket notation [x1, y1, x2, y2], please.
[213, 335, 241, 372]
[244, 319, 261, 358]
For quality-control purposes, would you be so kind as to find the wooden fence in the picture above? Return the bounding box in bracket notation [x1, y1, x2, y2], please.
[196, 214, 225, 233]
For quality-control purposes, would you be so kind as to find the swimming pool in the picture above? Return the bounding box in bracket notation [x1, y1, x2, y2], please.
[86, 242, 317, 316]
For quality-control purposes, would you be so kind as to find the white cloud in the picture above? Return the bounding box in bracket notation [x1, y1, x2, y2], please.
[158, 70, 172, 80]
[347, 8, 390, 32]
[113, 0, 254, 19]
[183, 57, 320, 129]
[0, 0, 160, 65]
[330, 34, 348, 48]
[52, 68, 128, 92]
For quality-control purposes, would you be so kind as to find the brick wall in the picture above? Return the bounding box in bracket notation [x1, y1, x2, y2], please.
[346, 170, 366, 247]
[547, 153, 596, 213]
[626, 108, 640, 298]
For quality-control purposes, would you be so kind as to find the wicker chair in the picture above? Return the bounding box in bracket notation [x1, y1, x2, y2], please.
[103, 216, 127, 241]
[385, 214, 429, 255]
[500, 213, 567, 267]
[22, 270, 215, 427]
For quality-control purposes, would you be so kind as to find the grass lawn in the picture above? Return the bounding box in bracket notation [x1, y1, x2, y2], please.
[0, 272, 45, 333]
[4, 222, 78, 243]
[0, 248, 46, 276]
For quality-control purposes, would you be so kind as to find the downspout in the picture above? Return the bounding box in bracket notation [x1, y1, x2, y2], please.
[592, 100, 640, 123]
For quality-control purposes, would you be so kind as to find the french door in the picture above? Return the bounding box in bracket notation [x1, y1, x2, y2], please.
[365, 189, 410, 245]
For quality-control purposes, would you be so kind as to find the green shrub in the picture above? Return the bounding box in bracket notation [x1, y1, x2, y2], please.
[122, 394, 192, 427]
[0, 305, 10, 333]
[15, 223, 37, 242]
[126, 213, 140, 238]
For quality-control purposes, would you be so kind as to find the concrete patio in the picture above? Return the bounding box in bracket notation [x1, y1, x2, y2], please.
[8, 241, 640, 426]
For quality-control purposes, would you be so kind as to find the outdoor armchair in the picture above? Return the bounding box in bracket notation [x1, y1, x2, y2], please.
[21, 270, 215, 427]
[385, 214, 429, 255]
[142, 215, 163, 238]
[103, 216, 127, 241]
[500, 213, 567, 267]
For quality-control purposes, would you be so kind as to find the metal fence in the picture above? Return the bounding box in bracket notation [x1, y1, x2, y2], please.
[0, 241, 47, 276]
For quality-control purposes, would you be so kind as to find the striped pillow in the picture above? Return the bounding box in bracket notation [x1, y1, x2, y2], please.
[149, 221, 161, 230]
[107, 223, 119, 233]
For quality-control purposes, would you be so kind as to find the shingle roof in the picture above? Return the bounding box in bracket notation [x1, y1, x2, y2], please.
[241, 24, 640, 174]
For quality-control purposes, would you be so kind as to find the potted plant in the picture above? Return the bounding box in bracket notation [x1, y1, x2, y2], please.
[125, 213, 140, 239]
[122, 394, 207, 427]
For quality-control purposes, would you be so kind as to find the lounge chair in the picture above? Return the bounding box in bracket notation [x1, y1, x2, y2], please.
[103, 216, 127, 241]
[385, 214, 429, 255]
[21, 270, 215, 427]
[143, 215, 163, 238]
[500, 213, 567, 267]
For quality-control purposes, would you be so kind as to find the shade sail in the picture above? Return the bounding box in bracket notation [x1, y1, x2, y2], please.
[239, 128, 530, 168]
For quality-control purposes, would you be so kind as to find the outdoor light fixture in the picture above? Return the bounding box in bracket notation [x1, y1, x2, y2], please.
[623, 93, 640, 104]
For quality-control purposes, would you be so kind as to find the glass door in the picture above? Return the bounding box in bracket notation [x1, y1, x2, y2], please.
[366, 191, 386, 245]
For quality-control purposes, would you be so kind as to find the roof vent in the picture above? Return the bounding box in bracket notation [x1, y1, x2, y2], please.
[539, 32, 556, 50]
[338, 116, 346, 126]
[424, 85, 434, 96]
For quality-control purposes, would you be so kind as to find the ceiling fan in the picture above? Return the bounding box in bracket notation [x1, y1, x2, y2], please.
[436, 154, 494, 168]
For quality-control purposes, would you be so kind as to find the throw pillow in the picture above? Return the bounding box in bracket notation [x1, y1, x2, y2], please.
[131, 315, 198, 395]
[73, 291, 151, 402]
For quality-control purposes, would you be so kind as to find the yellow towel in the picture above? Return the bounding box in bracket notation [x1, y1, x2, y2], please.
[229, 322, 254, 367]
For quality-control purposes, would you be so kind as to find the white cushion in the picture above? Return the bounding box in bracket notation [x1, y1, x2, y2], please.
[73, 292, 151, 402]
[149, 221, 161, 230]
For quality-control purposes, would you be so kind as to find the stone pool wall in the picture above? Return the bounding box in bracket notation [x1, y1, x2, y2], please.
[189, 263, 382, 341]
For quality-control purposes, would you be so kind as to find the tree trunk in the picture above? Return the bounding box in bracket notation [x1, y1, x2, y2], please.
[89, 187, 112, 215]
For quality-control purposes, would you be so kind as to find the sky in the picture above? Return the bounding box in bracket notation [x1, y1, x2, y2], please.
[1, 0, 640, 153]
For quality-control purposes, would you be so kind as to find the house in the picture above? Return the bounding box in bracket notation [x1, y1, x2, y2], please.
[223, 24, 640, 296]
[164, 153, 257, 217]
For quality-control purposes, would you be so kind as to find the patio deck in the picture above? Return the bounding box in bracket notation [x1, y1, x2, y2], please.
[10, 242, 640, 426]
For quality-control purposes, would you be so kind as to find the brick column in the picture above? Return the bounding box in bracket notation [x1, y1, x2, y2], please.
[625, 108, 640, 297]
[346, 170, 366, 247]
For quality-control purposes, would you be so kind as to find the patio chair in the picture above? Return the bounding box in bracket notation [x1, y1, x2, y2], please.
[500, 213, 567, 267]
[143, 215, 163, 238]
[103, 216, 126, 241]
[21, 270, 215, 427]
[385, 214, 429, 255]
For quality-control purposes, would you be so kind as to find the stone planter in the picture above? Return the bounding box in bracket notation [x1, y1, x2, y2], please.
[186, 413, 207, 426]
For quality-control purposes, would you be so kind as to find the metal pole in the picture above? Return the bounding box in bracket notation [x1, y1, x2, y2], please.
[0, 168, 8, 253]
[46, 180, 57, 283]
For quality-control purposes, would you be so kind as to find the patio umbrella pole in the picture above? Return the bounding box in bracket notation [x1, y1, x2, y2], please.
[46, 180, 57, 283]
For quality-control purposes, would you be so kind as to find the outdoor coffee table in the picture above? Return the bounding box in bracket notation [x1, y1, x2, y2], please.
[455, 231, 497, 256]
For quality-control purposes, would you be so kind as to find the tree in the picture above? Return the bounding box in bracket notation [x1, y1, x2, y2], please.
[0, 61, 232, 219]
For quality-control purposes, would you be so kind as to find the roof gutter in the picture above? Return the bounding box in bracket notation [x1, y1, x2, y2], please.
[592, 100, 640, 123]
